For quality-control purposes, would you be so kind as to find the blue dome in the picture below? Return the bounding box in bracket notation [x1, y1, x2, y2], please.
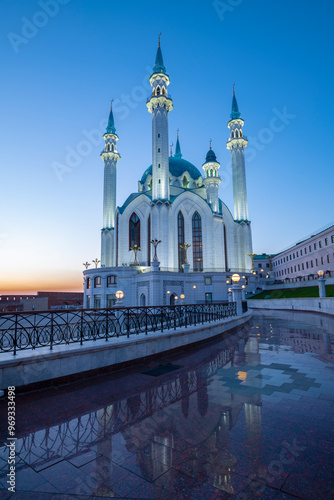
[140, 156, 202, 184]
[204, 149, 217, 163]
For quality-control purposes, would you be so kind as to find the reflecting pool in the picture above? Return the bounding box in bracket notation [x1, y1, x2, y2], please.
[0, 310, 333, 499]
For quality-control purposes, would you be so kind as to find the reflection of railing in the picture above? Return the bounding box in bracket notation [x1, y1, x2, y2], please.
[0, 337, 239, 476]
[0, 303, 237, 355]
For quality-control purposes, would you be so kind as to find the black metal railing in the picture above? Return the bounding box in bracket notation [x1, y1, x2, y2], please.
[0, 303, 237, 355]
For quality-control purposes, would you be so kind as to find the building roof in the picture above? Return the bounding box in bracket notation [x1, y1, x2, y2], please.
[140, 156, 202, 184]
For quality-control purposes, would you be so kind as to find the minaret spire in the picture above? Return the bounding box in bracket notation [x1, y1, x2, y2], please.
[100, 100, 121, 267]
[174, 129, 182, 158]
[106, 99, 116, 134]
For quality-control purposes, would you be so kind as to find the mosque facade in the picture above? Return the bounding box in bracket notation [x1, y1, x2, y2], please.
[83, 42, 254, 308]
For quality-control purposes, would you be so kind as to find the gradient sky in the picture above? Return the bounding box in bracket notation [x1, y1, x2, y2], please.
[1, 0, 333, 294]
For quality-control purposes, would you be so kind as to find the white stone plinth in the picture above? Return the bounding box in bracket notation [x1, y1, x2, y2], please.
[232, 284, 243, 315]
[318, 277, 327, 298]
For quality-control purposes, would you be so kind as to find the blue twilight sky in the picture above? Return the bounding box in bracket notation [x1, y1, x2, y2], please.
[1, 0, 333, 293]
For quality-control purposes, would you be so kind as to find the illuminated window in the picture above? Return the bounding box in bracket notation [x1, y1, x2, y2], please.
[178, 211, 185, 271]
[192, 212, 203, 271]
[107, 275, 116, 286]
[94, 276, 101, 288]
[86, 278, 91, 289]
[129, 212, 140, 250]
[162, 87, 166, 95]
[240, 130, 242, 137]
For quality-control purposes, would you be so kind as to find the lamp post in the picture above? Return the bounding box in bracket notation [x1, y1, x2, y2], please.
[193, 285, 197, 304]
[317, 270, 326, 298]
[231, 273, 243, 315]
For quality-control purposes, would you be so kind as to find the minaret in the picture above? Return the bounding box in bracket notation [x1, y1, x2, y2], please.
[100, 101, 120, 267]
[174, 129, 182, 158]
[146, 36, 173, 201]
[226, 87, 249, 221]
[226, 87, 253, 271]
[203, 141, 221, 213]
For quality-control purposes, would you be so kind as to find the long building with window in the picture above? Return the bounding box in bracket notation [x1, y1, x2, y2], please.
[272, 222, 334, 282]
[83, 41, 255, 307]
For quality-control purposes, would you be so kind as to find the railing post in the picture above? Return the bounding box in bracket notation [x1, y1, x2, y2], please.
[174, 307, 176, 330]
[145, 307, 148, 335]
[161, 308, 163, 333]
[80, 309, 84, 345]
[50, 311, 54, 350]
[185, 306, 187, 328]
[105, 308, 109, 342]
[127, 309, 130, 338]
[13, 314, 18, 356]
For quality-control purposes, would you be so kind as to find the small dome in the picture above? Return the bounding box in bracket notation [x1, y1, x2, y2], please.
[204, 149, 217, 163]
[140, 157, 202, 184]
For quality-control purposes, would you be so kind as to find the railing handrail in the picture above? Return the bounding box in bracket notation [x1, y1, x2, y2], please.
[0, 302, 240, 355]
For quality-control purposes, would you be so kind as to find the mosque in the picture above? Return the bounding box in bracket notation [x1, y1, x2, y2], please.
[83, 41, 254, 308]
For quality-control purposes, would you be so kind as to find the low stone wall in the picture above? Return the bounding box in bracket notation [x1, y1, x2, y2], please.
[248, 298, 334, 316]
[0, 312, 251, 391]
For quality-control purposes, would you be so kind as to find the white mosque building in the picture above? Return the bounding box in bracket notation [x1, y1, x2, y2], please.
[83, 42, 254, 308]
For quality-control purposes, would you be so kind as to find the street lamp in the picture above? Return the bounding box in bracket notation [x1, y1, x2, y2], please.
[115, 290, 125, 307]
[231, 274, 240, 283]
[317, 270, 326, 298]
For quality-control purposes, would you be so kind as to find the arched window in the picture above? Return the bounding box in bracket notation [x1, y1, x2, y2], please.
[182, 176, 189, 188]
[147, 214, 151, 266]
[240, 130, 242, 137]
[231, 130, 234, 138]
[178, 211, 185, 271]
[153, 88, 156, 96]
[210, 169, 213, 177]
[192, 212, 203, 271]
[140, 293, 146, 306]
[111, 144, 114, 151]
[162, 87, 166, 95]
[235, 130, 239, 138]
[157, 86, 161, 96]
[129, 212, 140, 250]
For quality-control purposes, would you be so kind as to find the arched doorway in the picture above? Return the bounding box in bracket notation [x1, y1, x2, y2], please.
[170, 294, 177, 306]
[140, 293, 146, 307]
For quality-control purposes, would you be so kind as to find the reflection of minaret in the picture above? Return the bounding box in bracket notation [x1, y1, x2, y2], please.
[180, 372, 190, 418]
[94, 405, 115, 496]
